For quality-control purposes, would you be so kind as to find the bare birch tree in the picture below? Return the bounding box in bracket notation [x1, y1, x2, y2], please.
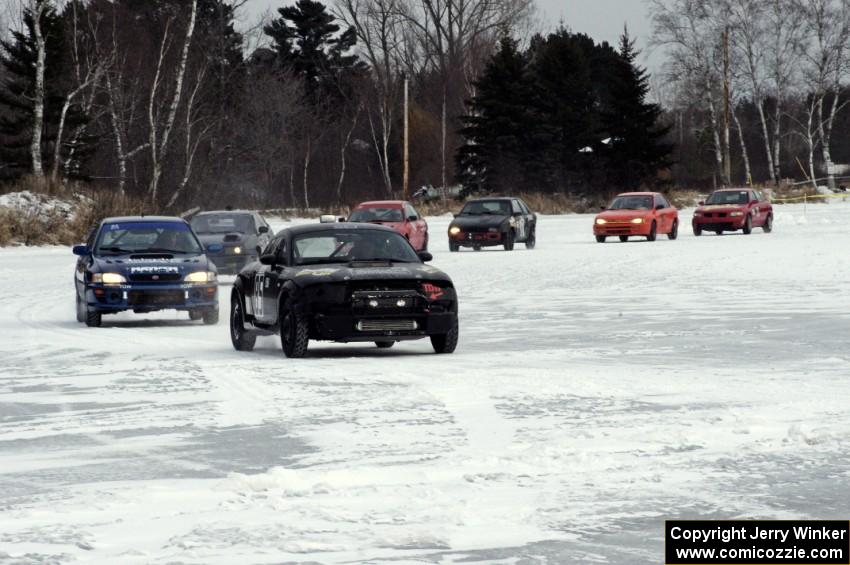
[148, 0, 198, 204]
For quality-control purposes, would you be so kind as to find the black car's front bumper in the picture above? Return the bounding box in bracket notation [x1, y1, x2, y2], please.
[312, 311, 457, 342]
[451, 230, 504, 247]
[86, 283, 218, 313]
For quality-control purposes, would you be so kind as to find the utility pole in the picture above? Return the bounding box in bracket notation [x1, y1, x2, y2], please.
[403, 74, 410, 199]
[722, 27, 732, 186]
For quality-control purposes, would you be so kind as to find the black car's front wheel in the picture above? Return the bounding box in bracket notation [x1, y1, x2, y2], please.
[375, 341, 395, 349]
[449, 241, 459, 252]
[525, 228, 536, 249]
[230, 295, 256, 351]
[280, 308, 309, 358]
[503, 230, 515, 251]
[431, 318, 459, 354]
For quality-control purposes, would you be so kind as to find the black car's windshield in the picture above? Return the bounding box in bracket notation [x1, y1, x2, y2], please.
[191, 213, 255, 234]
[292, 229, 420, 265]
[706, 191, 749, 205]
[608, 196, 653, 211]
[349, 207, 404, 223]
[95, 222, 203, 255]
[460, 200, 511, 216]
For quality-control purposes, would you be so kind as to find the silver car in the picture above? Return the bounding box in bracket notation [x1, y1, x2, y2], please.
[190, 211, 273, 275]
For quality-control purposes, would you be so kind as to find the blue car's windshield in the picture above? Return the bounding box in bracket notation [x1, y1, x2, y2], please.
[95, 222, 203, 255]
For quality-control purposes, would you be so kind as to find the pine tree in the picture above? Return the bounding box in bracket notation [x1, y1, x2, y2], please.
[527, 28, 598, 192]
[600, 28, 672, 190]
[457, 36, 536, 194]
[264, 0, 363, 107]
[0, 1, 69, 179]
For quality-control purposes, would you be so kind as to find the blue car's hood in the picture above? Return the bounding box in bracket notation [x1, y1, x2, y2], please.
[90, 253, 214, 276]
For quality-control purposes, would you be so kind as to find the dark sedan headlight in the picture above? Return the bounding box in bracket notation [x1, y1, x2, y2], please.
[449, 226, 461, 235]
[92, 273, 127, 285]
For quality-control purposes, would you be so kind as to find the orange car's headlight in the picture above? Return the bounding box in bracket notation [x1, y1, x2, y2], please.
[631, 218, 644, 224]
[595, 218, 607, 225]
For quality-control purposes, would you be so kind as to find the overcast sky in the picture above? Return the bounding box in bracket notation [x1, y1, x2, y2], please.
[244, 0, 657, 65]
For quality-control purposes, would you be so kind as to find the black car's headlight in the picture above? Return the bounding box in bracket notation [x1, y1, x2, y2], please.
[449, 226, 461, 235]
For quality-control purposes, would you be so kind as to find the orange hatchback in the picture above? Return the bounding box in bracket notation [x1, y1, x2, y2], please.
[594, 192, 679, 243]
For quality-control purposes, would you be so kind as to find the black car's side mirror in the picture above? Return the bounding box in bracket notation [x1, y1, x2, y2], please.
[72, 244, 91, 256]
[260, 253, 277, 265]
[258, 226, 269, 234]
[418, 251, 433, 262]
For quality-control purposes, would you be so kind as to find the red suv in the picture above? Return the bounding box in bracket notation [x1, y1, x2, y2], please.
[348, 201, 429, 251]
[692, 189, 774, 236]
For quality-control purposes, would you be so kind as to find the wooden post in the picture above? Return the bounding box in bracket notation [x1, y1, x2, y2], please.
[403, 75, 410, 200]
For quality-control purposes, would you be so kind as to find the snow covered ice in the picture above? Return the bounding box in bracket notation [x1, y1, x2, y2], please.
[1, 202, 850, 564]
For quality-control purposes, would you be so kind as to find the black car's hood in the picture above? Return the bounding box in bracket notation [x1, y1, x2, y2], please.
[91, 253, 213, 276]
[451, 214, 509, 229]
[291, 262, 452, 286]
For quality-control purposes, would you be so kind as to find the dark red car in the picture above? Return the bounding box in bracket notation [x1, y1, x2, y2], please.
[692, 188, 774, 236]
[348, 200, 429, 251]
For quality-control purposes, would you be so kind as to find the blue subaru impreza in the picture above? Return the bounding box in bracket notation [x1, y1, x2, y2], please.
[73, 216, 221, 327]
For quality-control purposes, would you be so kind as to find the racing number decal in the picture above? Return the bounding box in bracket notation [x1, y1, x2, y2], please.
[516, 216, 526, 239]
[253, 272, 265, 318]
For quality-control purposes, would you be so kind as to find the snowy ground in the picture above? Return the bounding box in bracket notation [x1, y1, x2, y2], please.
[1, 202, 850, 564]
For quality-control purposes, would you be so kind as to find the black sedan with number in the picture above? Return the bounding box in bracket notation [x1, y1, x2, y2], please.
[447, 197, 537, 251]
[230, 223, 459, 357]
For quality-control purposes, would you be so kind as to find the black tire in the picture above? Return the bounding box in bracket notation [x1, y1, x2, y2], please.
[202, 309, 219, 325]
[431, 318, 459, 354]
[449, 241, 459, 252]
[668, 219, 679, 240]
[230, 295, 256, 351]
[715, 230, 723, 235]
[743, 215, 753, 235]
[76, 292, 86, 323]
[375, 341, 395, 349]
[189, 309, 203, 321]
[280, 308, 309, 358]
[647, 221, 657, 242]
[619, 235, 629, 243]
[524, 228, 536, 249]
[763, 213, 773, 233]
[503, 230, 515, 251]
[595, 235, 606, 243]
[473, 244, 482, 251]
[693, 225, 702, 236]
[85, 308, 102, 328]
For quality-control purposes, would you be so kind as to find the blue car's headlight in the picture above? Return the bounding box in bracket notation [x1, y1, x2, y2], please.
[184, 271, 217, 283]
[92, 273, 126, 285]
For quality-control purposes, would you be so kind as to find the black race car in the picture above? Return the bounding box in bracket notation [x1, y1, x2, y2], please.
[448, 197, 537, 251]
[230, 223, 459, 357]
[73, 216, 219, 327]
